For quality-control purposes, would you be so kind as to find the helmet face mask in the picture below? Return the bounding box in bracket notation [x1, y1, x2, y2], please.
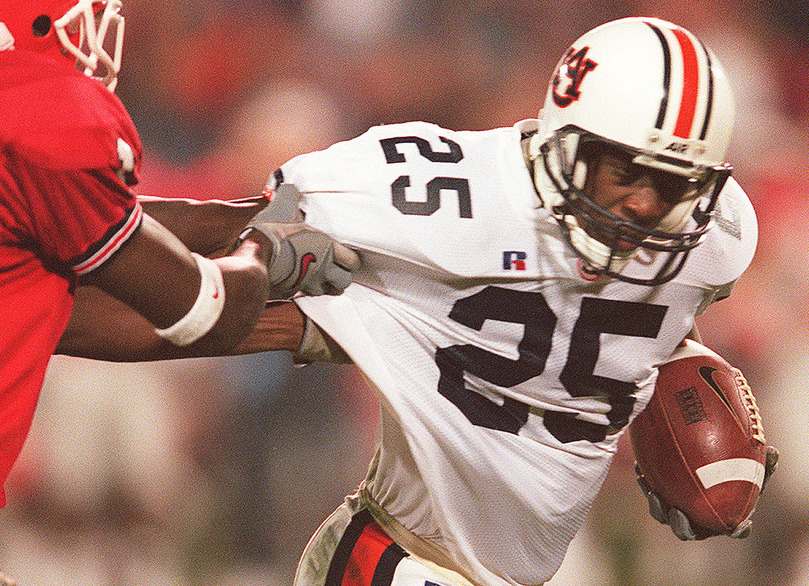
[539, 125, 732, 285]
[531, 17, 736, 286]
[1, 0, 124, 90]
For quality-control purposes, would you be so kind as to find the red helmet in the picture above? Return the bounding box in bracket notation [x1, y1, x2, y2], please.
[0, 0, 124, 90]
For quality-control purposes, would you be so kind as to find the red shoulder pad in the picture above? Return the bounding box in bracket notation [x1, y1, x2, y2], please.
[0, 50, 142, 177]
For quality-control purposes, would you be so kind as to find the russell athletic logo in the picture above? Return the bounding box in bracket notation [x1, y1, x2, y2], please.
[503, 251, 527, 270]
[551, 46, 598, 108]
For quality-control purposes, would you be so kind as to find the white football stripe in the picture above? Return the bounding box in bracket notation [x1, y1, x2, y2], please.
[695, 459, 766, 489]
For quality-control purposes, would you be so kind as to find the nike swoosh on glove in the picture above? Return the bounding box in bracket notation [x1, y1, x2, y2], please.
[245, 221, 360, 298]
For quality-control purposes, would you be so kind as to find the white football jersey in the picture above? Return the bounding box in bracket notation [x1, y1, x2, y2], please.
[287, 120, 757, 586]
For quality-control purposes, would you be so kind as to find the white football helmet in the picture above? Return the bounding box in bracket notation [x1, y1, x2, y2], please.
[1, 0, 124, 90]
[528, 17, 735, 285]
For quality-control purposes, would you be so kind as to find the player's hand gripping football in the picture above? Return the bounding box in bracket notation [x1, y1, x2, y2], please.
[635, 445, 779, 540]
[242, 184, 360, 298]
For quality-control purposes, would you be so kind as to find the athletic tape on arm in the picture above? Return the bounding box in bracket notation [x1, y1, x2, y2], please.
[154, 253, 225, 346]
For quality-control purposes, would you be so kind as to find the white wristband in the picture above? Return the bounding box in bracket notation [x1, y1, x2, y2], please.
[154, 253, 226, 346]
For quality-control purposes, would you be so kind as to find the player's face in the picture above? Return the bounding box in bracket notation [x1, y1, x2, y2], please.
[581, 148, 689, 252]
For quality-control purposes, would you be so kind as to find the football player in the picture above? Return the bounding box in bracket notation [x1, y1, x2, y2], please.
[259, 17, 778, 586]
[57, 16, 777, 586]
[0, 0, 357, 567]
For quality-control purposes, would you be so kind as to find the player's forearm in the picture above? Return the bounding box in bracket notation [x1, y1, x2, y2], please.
[56, 285, 168, 361]
[57, 288, 305, 362]
[60, 217, 270, 360]
[226, 301, 306, 355]
[137, 195, 267, 256]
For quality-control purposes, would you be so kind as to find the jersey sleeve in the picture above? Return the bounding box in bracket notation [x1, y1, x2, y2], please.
[278, 123, 431, 254]
[6, 159, 143, 275]
[0, 55, 144, 275]
[277, 121, 527, 278]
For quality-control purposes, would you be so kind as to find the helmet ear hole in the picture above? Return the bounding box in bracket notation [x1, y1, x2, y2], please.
[32, 15, 52, 37]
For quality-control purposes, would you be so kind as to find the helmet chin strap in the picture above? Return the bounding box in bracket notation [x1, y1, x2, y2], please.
[565, 215, 634, 274]
[527, 132, 564, 211]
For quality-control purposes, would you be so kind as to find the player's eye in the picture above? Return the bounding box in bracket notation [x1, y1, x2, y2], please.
[609, 158, 694, 206]
[608, 160, 644, 186]
[650, 170, 695, 205]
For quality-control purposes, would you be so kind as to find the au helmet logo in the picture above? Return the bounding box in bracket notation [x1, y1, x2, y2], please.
[552, 46, 598, 108]
[665, 141, 690, 154]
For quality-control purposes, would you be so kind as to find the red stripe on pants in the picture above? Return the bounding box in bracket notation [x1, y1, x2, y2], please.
[342, 521, 397, 586]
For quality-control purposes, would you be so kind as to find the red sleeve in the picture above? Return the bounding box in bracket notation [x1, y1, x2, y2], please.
[4, 158, 144, 274]
[0, 50, 144, 274]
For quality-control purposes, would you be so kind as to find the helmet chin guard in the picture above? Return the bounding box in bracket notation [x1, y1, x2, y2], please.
[532, 17, 736, 286]
[55, 0, 124, 90]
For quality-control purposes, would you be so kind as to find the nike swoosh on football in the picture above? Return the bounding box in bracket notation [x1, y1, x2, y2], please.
[698, 365, 742, 428]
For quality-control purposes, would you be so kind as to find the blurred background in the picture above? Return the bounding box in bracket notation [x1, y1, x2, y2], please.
[2, 0, 809, 584]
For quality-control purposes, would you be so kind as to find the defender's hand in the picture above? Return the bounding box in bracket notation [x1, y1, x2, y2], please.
[243, 222, 360, 298]
[635, 446, 779, 541]
[241, 182, 359, 297]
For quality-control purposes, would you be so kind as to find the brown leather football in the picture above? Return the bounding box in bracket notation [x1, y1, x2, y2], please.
[630, 340, 767, 533]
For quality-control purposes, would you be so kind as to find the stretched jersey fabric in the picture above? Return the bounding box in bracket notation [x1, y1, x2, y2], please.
[289, 120, 757, 585]
[0, 49, 143, 506]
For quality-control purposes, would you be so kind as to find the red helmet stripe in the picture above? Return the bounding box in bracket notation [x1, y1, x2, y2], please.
[672, 27, 700, 138]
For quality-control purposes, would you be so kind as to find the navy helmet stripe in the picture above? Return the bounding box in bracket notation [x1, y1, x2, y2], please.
[646, 22, 671, 130]
[698, 40, 714, 140]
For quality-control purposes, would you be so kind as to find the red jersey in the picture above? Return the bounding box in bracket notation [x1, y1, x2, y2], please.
[0, 49, 144, 506]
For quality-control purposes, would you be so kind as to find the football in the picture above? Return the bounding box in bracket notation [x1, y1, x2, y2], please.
[629, 339, 767, 534]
